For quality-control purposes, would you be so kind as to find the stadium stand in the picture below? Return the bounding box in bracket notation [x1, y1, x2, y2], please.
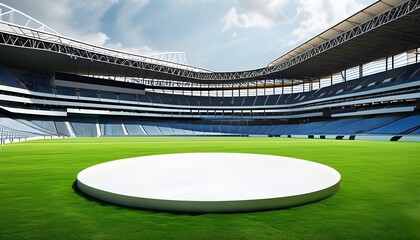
[70, 119, 98, 137]
[0, 67, 23, 89]
[100, 120, 126, 136]
[0, 1, 419, 142]
[368, 114, 420, 135]
[124, 121, 147, 136]
[55, 120, 70, 136]
[6, 113, 418, 138]
[141, 124, 163, 135]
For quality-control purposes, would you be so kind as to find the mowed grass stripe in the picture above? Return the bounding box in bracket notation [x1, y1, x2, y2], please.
[0, 137, 419, 240]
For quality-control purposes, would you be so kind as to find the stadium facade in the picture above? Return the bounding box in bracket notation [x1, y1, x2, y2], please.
[0, 0, 419, 143]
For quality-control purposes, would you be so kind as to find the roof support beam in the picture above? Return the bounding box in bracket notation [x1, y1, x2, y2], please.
[0, 0, 419, 85]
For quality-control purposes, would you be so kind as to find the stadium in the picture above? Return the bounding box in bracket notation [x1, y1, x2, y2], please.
[0, 0, 420, 239]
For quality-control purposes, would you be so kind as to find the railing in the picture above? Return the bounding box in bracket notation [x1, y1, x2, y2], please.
[0, 20, 211, 74]
[1, 0, 419, 82]
[0, 125, 41, 145]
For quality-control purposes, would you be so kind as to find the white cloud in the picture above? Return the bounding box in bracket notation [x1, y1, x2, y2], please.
[77, 32, 110, 46]
[222, 7, 273, 31]
[238, 0, 290, 20]
[106, 42, 157, 56]
[288, 0, 366, 47]
[1, 0, 157, 54]
[107, 0, 156, 50]
[222, 0, 289, 31]
[115, 0, 149, 24]
[2, 0, 118, 35]
[1, 0, 118, 45]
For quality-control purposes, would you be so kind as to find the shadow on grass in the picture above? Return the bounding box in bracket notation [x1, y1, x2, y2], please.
[72, 180, 110, 207]
[72, 180, 205, 216]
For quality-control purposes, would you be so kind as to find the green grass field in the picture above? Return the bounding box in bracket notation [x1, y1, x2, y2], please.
[1, 137, 420, 239]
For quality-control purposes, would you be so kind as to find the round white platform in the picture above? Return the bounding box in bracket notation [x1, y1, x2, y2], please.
[77, 153, 340, 213]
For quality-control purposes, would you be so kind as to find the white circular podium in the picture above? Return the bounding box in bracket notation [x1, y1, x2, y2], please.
[77, 153, 340, 213]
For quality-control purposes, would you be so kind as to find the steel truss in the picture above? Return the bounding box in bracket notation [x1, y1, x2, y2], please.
[133, 78, 298, 90]
[0, 0, 419, 85]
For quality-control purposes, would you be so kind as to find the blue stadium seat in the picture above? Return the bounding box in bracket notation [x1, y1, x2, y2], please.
[0, 67, 25, 89]
[70, 119, 97, 137]
[368, 115, 420, 135]
[333, 116, 403, 134]
[100, 120, 125, 136]
[141, 124, 162, 135]
[124, 121, 146, 135]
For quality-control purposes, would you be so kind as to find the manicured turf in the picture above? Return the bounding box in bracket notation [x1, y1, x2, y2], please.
[1, 137, 419, 239]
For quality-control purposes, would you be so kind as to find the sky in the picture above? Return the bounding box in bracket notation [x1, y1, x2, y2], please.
[1, 0, 377, 71]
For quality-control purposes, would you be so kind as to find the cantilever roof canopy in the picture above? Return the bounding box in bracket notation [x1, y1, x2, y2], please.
[0, 0, 419, 85]
[268, 0, 420, 79]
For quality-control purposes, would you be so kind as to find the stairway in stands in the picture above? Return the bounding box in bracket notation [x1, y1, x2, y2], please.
[15, 119, 56, 136]
[399, 125, 420, 135]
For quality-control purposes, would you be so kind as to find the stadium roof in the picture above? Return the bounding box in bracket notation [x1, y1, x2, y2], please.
[270, 0, 413, 67]
[0, 0, 419, 85]
[268, 0, 420, 79]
